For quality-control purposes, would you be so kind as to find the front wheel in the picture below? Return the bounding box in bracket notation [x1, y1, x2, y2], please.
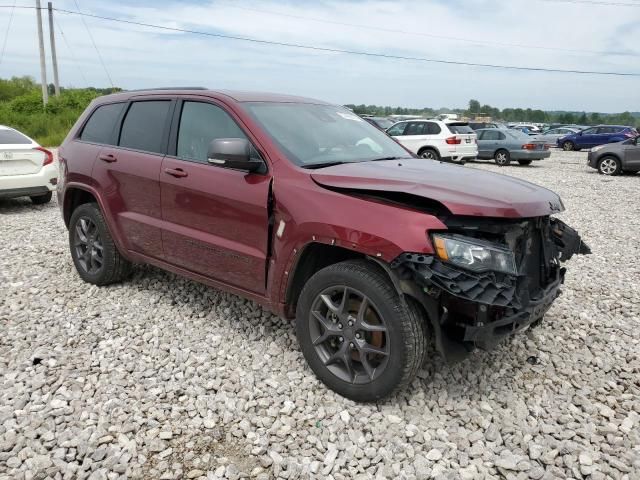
[598, 156, 621, 176]
[494, 149, 511, 166]
[296, 260, 428, 402]
[518, 160, 533, 166]
[562, 141, 575, 151]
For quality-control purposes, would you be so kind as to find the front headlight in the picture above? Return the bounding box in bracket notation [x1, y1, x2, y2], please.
[431, 234, 517, 275]
[591, 145, 605, 153]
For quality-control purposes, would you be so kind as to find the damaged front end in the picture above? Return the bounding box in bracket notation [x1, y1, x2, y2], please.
[391, 216, 590, 361]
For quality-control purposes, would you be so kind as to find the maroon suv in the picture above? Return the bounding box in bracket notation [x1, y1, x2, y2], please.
[58, 89, 589, 401]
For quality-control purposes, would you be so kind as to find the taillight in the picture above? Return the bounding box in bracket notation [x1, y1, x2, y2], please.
[522, 144, 536, 150]
[34, 147, 53, 166]
[446, 136, 461, 145]
[624, 131, 634, 138]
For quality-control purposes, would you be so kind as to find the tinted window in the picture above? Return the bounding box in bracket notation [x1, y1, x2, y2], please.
[177, 102, 247, 163]
[582, 127, 597, 134]
[598, 126, 621, 134]
[119, 101, 171, 154]
[425, 122, 441, 135]
[386, 123, 406, 136]
[405, 122, 427, 136]
[0, 129, 31, 144]
[447, 123, 474, 134]
[80, 103, 125, 144]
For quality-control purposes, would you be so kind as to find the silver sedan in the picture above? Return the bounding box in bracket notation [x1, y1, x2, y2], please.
[532, 127, 581, 145]
[476, 128, 551, 166]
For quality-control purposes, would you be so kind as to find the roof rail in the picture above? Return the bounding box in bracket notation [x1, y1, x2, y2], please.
[124, 87, 208, 92]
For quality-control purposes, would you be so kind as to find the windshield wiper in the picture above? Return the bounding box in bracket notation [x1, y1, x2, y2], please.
[302, 161, 352, 169]
[368, 156, 411, 162]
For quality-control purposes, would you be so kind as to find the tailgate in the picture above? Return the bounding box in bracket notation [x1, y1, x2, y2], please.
[0, 148, 45, 176]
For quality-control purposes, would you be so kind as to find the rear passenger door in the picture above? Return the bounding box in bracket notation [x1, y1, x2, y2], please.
[395, 122, 431, 154]
[92, 97, 174, 260]
[159, 98, 272, 294]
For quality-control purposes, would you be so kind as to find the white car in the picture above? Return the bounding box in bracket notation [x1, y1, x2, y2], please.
[0, 125, 56, 204]
[386, 120, 477, 163]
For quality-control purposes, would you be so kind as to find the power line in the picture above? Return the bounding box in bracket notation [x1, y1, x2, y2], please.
[2, 5, 639, 77]
[51, 7, 640, 78]
[539, 0, 640, 5]
[54, 15, 89, 86]
[215, 0, 639, 57]
[70, 0, 113, 88]
[0, 0, 16, 67]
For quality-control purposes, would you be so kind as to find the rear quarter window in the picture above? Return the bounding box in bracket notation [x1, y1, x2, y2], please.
[0, 129, 31, 144]
[80, 103, 125, 144]
[447, 124, 474, 134]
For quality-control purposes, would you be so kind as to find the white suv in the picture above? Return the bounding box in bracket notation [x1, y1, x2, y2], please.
[0, 125, 56, 204]
[387, 120, 478, 163]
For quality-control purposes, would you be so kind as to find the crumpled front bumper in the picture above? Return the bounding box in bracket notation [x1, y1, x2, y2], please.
[389, 218, 589, 360]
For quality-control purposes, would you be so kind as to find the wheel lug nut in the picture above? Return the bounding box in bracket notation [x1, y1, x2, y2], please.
[349, 342, 355, 348]
[355, 333, 361, 339]
[339, 336, 343, 342]
[338, 324, 343, 329]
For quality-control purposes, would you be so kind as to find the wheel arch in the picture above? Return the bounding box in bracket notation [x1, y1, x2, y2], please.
[417, 146, 440, 156]
[62, 186, 100, 227]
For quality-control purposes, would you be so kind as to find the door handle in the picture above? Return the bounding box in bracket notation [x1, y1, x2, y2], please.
[164, 167, 188, 178]
[99, 153, 117, 163]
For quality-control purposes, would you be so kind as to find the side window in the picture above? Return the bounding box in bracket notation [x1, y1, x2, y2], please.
[386, 122, 406, 136]
[482, 130, 499, 141]
[80, 103, 125, 145]
[404, 122, 426, 136]
[119, 101, 172, 154]
[177, 102, 248, 163]
[497, 132, 506, 140]
[582, 128, 596, 135]
[426, 122, 442, 135]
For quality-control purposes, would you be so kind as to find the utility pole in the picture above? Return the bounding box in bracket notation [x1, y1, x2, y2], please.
[47, 2, 60, 96]
[35, 0, 48, 105]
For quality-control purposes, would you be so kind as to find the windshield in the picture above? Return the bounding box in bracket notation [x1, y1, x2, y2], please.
[244, 103, 411, 167]
[371, 118, 394, 130]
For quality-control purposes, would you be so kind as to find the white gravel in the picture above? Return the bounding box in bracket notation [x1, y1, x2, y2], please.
[1, 150, 639, 480]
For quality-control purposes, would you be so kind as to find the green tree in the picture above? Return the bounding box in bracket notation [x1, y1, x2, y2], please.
[468, 99, 481, 115]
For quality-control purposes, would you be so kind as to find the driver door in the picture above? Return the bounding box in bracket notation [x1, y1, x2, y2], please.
[159, 98, 271, 294]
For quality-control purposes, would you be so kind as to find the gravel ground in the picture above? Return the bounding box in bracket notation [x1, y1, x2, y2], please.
[1, 150, 639, 480]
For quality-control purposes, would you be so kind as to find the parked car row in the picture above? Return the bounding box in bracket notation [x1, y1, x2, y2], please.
[557, 125, 638, 151]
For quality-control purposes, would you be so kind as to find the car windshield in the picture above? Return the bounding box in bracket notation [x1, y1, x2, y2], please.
[371, 118, 394, 130]
[244, 103, 411, 167]
[0, 129, 31, 145]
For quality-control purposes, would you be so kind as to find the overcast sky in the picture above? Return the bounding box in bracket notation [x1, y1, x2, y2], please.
[1, 0, 639, 112]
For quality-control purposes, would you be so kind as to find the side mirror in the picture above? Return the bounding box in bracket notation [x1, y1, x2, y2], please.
[578, 131, 583, 136]
[207, 138, 263, 172]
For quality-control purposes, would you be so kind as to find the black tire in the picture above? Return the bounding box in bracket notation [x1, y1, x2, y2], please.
[597, 156, 621, 176]
[518, 160, 533, 166]
[494, 149, 511, 166]
[418, 148, 440, 161]
[562, 141, 575, 151]
[69, 203, 132, 285]
[30, 191, 52, 204]
[296, 260, 428, 402]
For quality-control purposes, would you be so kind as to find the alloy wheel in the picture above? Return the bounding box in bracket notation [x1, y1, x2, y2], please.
[599, 158, 618, 175]
[73, 217, 104, 274]
[495, 152, 508, 165]
[421, 151, 436, 160]
[308, 286, 389, 384]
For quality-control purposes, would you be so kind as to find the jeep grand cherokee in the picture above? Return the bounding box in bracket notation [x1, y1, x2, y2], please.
[58, 89, 589, 401]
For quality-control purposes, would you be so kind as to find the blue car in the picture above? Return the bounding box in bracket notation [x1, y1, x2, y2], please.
[557, 125, 638, 151]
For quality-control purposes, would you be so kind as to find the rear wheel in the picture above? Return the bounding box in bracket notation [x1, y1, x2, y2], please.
[418, 148, 440, 161]
[296, 260, 427, 401]
[598, 156, 621, 176]
[69, 203, 132, 285]
[494, 149, 511, 166]
[518, 160, 533, 166]
[30, 191, 52, 205]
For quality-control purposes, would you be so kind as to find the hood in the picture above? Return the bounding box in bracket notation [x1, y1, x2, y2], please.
[310, 159, 564, 218]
